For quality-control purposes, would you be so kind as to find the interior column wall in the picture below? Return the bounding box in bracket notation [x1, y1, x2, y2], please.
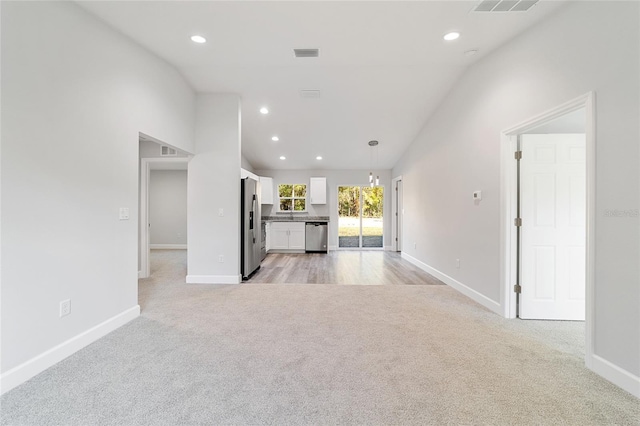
[187, 94, 242, 283]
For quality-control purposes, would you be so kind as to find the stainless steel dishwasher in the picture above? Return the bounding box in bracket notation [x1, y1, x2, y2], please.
[305, 222, 328, 253]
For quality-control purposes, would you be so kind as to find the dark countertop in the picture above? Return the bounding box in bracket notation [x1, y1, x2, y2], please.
[262, 215, 329, 223]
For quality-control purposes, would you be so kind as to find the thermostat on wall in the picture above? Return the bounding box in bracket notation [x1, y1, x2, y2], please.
[473, 191, 482, 201]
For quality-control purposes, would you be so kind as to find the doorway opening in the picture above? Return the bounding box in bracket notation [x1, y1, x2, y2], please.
[138, 134, 190, 278]
[500, 93, 595, 363]
[337, 185, 384, 249]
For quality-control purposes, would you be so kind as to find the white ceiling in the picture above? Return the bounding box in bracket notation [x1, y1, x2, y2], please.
[79, 1, 567, 170]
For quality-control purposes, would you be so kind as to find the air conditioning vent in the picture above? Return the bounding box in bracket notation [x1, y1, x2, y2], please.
[161, 146, 177, 156]
[474, 0, 538, 12]
[300, 90, 321, 99]
[510, 0, 539, 12]
[294, 48, 319, 58]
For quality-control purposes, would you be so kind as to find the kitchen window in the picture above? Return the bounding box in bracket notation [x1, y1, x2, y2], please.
[278, 184, 306, 211]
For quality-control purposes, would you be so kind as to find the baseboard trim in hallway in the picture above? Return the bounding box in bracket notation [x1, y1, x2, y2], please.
[589, 354, 640, 398]
[186, 274, 242, 284]
[0, 305, 140, 395]
[401, 252, 502, 315]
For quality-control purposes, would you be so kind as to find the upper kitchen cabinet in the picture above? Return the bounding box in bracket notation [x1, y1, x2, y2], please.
[309, 177, 326, 204]
[260, 176, 274, 204]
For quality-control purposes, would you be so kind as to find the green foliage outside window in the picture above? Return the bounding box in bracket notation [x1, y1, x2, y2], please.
[338, 186, 383, 218]
[279, 184, 306, 211]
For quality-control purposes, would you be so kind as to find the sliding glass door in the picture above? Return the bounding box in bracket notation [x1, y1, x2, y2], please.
[338, 185, 383, 248]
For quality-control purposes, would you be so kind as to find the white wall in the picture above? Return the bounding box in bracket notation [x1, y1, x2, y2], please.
[256, 169, 392, 249]
[149, 171, 188, 246]
[241, 155, 255, 173]
[392, 1, 639, 379]
[1, 1, 195, 391]
[187, 94, 242, 284]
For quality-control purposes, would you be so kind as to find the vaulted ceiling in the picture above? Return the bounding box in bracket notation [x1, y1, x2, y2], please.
[79, 1, 567, 170]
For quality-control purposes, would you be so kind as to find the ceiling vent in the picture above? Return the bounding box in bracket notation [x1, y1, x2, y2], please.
[300, 90, 321, 99]
[474, 0, 538, 12]
[161, 146, 177, 157]
[294, 48, 319, 58]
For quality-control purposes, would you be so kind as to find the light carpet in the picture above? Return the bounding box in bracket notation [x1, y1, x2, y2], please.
[1, 250, 638, 425]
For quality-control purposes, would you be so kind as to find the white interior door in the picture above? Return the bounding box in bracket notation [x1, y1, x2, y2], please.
[520, 134, 586, 320]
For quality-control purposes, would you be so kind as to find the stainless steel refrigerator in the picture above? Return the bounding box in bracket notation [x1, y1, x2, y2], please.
[241, 177, 262, 279]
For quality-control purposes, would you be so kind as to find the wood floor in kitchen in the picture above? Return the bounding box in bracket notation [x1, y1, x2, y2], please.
[246, 251, 445, 285]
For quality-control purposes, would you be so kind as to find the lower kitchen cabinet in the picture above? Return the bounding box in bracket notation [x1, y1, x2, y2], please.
[269, 222, 306, 251]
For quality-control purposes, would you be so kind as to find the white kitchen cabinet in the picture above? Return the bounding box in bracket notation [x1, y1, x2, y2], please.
[241, 168, 259, 181]
[260, 176, 274, 205]
[288, 223, 306, 250]
[270, 223, 290, 250]
[309, 177, 326, 204]
[265, 222, 271, 251]
[268, 222, 306, 251]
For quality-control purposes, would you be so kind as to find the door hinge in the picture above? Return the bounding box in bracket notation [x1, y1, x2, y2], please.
[514, 217, 522, 227]
[395, 237, 398, 241]
[514, 151, 522, 160]
[514, 284, 521, 294]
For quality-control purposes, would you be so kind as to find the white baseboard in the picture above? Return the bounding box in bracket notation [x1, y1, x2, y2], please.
[0, 305, 140, 396]
[186, 274, 241, 284]
[401, 252, 502, 315]
[328, 245, 337, 251]
[150, 244, 187, 250]
[384, 245, 394, 251]
[588, 354, 640, 398]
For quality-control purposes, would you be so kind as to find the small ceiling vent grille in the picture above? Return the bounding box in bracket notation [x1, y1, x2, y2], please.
[294, 48, 319, 58]
[300, 90, 321, 99]
[474, 0, 538, 12]
[161, 146, 177, 156]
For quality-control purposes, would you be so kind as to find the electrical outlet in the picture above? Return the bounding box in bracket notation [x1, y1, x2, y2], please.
[218, 208, 224, 217]
[218, 255, 224, 263]
[60, 299, 71, 317]
[456, 259, 460, 269]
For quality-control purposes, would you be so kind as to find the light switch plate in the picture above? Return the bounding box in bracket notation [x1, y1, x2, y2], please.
[119, 207, 130, 220]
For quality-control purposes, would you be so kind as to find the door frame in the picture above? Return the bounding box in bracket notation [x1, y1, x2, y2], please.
[336, 184, 385, 250]
[391, 176, 403, 252]
[499, 92, 595, 359]
[139, 157, 190, 278]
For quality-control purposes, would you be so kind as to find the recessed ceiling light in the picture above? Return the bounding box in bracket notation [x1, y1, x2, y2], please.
[279, 156, 286, 160]
[271, 136, 279, 141]
[444, 32, 460, 41]
[260, 107, 269, 114]
[316, 156, 323, 160]
[190, 35, 206, 44]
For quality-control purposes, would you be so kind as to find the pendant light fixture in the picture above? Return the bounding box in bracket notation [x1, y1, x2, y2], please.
[368, 140, 379, 187]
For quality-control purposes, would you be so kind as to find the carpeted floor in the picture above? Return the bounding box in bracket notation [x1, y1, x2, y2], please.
[1, 250, 638, 425]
